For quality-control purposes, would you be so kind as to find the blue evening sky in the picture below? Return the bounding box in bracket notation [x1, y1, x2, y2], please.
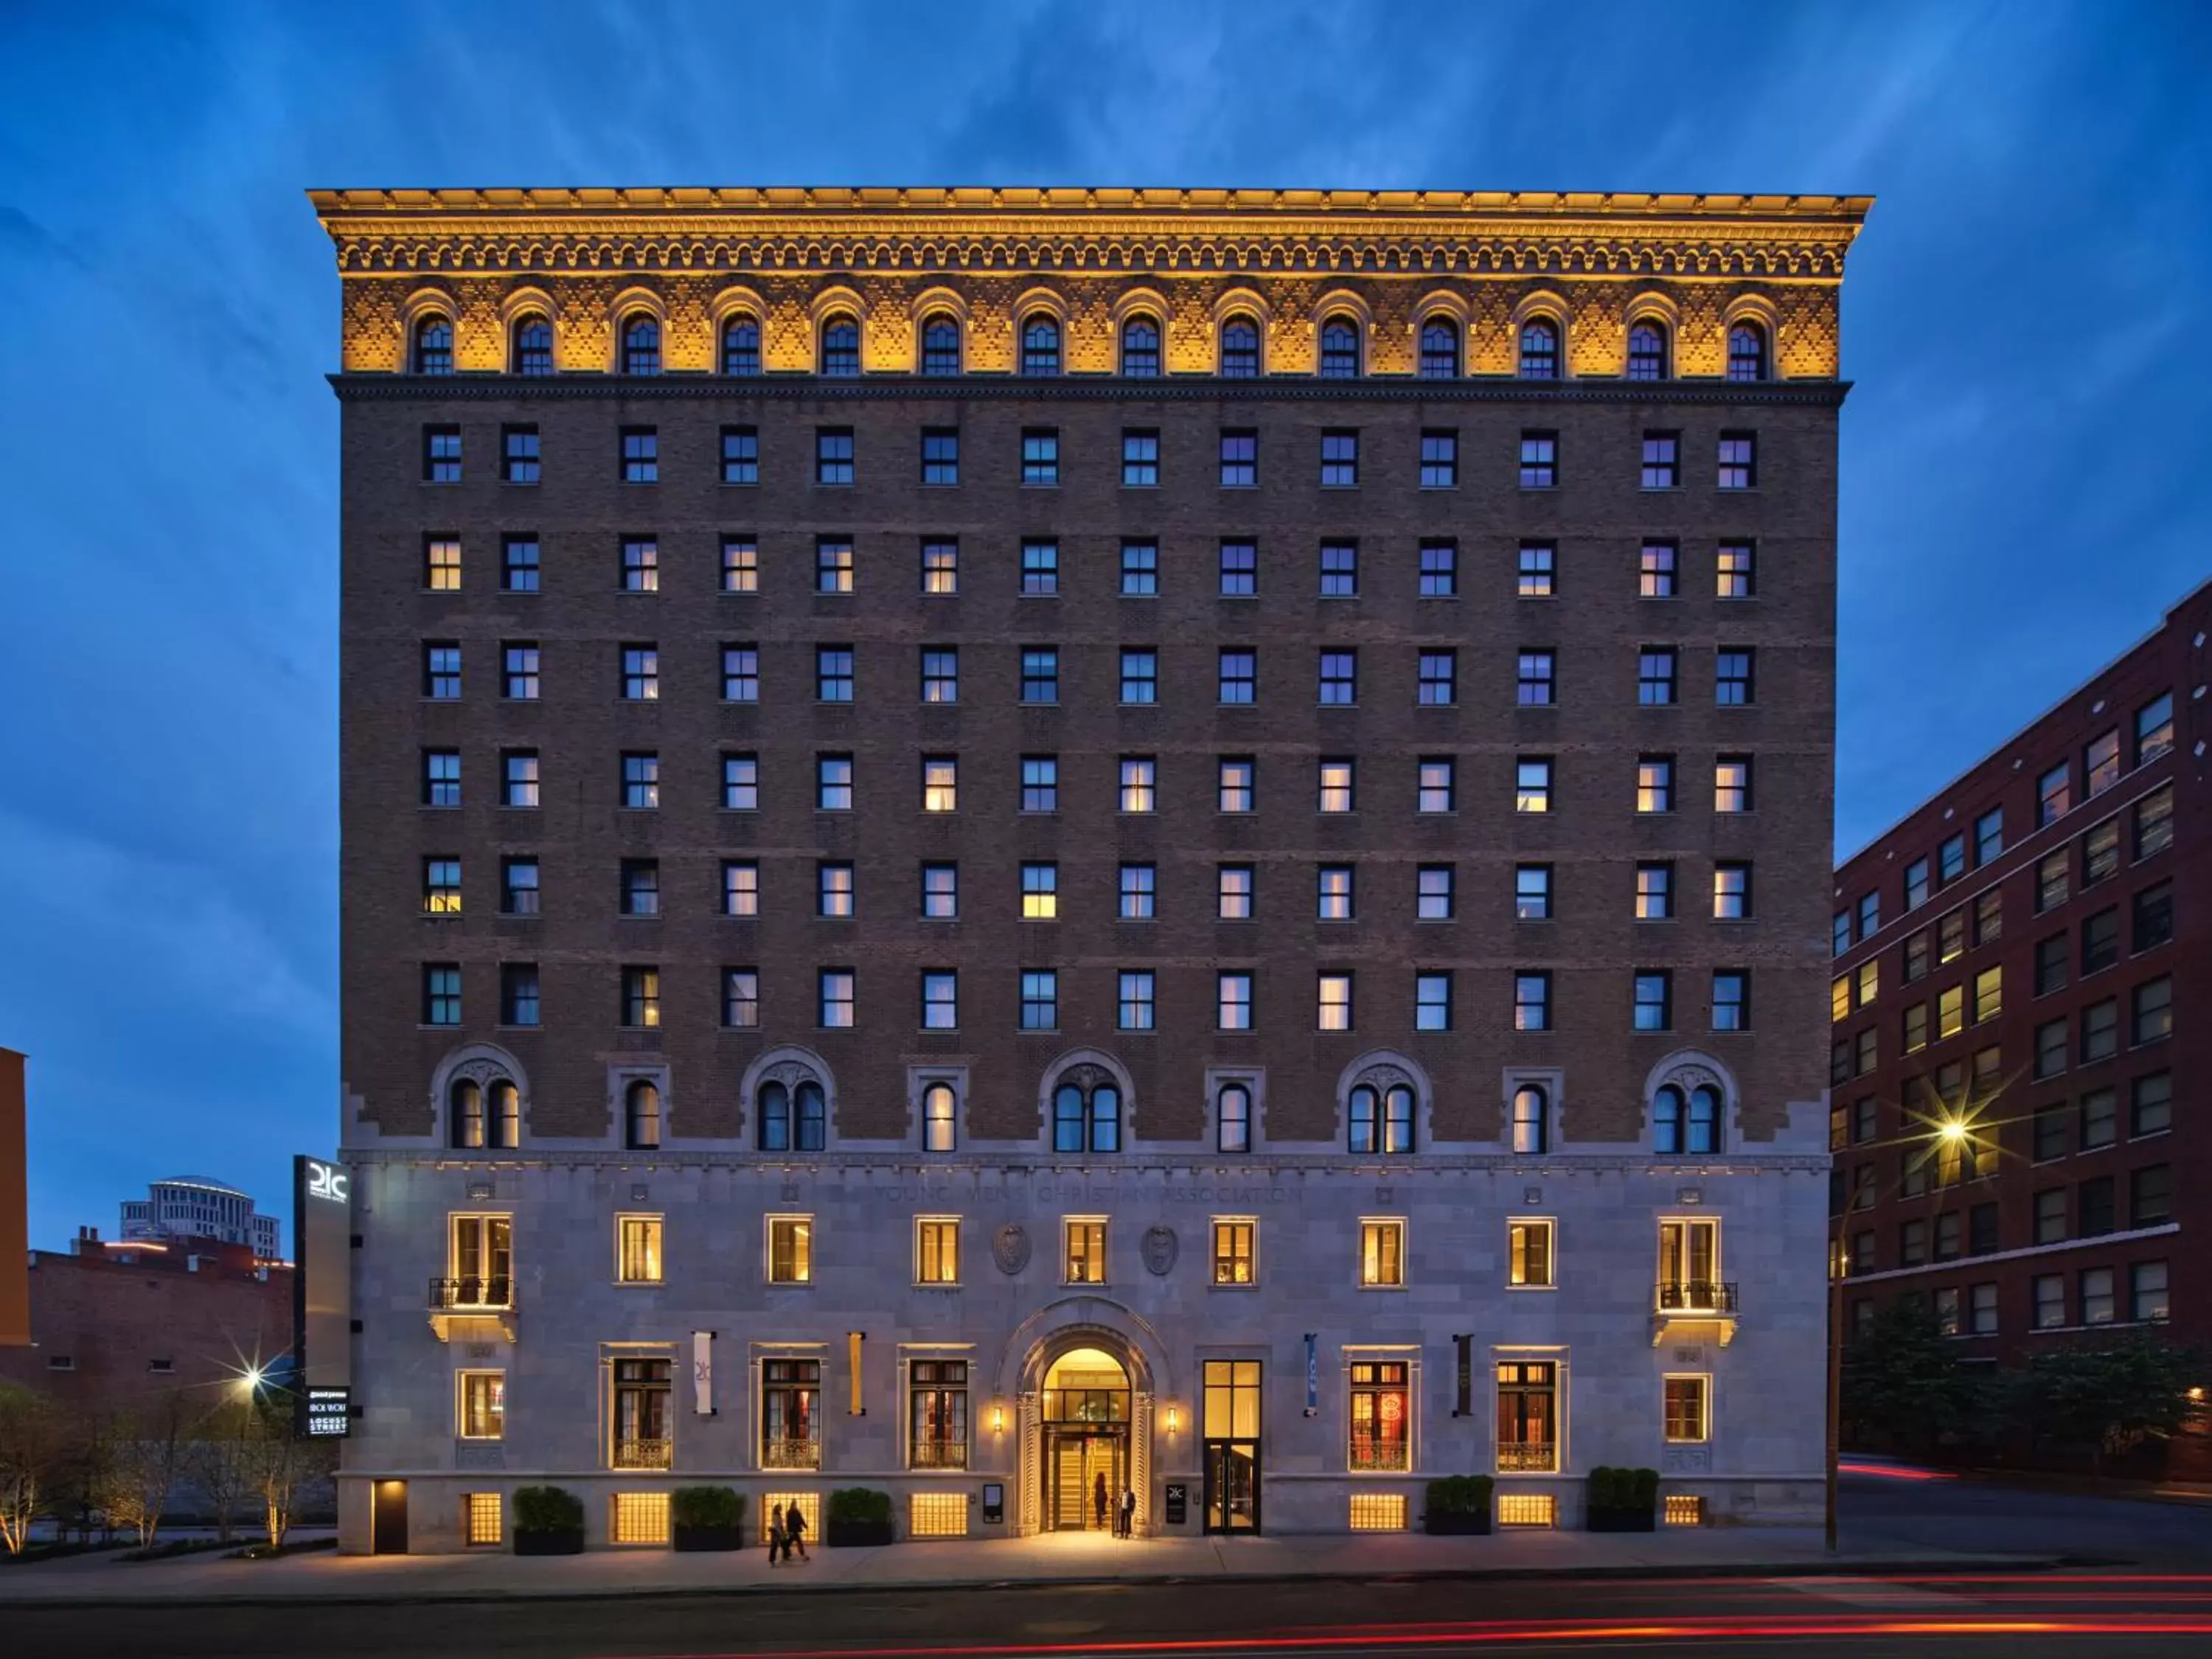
[0, 1, 2205, 1248]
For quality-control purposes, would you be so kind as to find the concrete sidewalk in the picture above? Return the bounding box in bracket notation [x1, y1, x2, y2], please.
[0, 1526, 2054, 1607]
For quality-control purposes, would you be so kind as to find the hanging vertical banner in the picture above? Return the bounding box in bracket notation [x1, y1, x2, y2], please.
[1453, 1334, 1473, 1417]
[848, 1330, 866, 1415]
[692, 1330, 715, 1416]
[1304, 1332, 1319, 1415]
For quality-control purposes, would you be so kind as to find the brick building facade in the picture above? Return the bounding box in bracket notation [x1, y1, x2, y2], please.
[1829, 580, 2211, 1465]
[319, 187, 1866, 1551]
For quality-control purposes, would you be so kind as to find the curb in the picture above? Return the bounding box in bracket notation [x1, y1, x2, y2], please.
[0, 1552, 2066, 1612]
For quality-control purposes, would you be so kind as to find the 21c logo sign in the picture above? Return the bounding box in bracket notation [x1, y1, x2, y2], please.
[306, 1161, 349, 1204]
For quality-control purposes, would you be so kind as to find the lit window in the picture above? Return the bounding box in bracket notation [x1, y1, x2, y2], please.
[1418, 759, 1455, 813]
[1515, 758, 1552, 814]
[922, 1084, 957, 1152]
[816, 539, 854, 595]
[1663, 1377, 1709, 1443]
[1318, 865, 1354, 922]
[1640, 543, 1677, 599]
[1717, 543, 1755, 598]
[622, 965, 660, 1029]
[1359, 1220, 1404, 1286]
[922, 757, 958, 813]
[1714, 863, 1751, 920]
[1318, 973, 1353, 1032]
[1217, 864, 1254, 921]
[1514, 980, 1550, 1036]
[1509, 1219, 1554, 1287]
[616, 1215, 662, 1282]
[1517, 542, 1554, 597]
[1020, 863, 1058, 920]
[1219, 758, 1256, 813]
[915, 1217, 959, 1283]
[768, 1217, 813, 1283]
[1063, 1219, 1107, 1282]
[1119, 757, 1155, 813]
[1212, 1218, 1256, 1284]
[1635, 863, 1673, 921]
[1420, 864, 1457, 921]
[1217, 972, 1253, 1031]
[1318, 759, 1354, 813]
[458, 1370, 505, 1439]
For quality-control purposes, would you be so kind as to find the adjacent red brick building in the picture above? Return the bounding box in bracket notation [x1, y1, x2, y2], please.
[1829, 579, 2211, 1468]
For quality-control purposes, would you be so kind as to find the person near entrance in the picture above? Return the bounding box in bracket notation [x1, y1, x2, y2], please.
[1093, 1470, 1110, 1531]
[1118, 1484, 1135, 1537]
[787, 1501, 810, 1561]
[768, 1503, 786, 1565]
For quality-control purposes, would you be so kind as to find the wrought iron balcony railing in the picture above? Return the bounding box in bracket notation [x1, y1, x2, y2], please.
[762, 1437, 822, 1470]
[1349, 1438, 1411, 1472]
[429, 1276, 513, 1310]
[1495, 1441, 1558, 1473]
[909, 1438, 969, 1470]
[1655, 1280, 1739, 1314]
[611, 1436, 672, 1470]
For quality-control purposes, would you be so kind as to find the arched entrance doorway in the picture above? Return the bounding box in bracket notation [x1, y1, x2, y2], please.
[1040, 1347, 1129, 1531]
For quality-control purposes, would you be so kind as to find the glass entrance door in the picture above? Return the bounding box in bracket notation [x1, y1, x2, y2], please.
[1046, 1429, 1126, 1530]
[1201, 1359, 1262, 1534]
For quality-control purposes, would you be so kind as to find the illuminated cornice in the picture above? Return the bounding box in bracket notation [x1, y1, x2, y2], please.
[310, 186, 1871, 377]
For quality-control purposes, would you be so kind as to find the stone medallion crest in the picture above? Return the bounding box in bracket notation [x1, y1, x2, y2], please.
[992, 1224, 1032, 1276]
[1141, 1225, 1178, 1276]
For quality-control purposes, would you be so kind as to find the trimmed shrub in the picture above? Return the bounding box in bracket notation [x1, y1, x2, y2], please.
[1425, 1475, 1495, 1516]
[827, 1487, 893, 1527]
[512, 1486, 584, 1534]
[672, 1486, 743, 1530]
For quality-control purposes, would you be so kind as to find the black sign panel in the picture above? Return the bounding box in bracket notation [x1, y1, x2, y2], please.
[299, 1385, 352, 1439]
[1164, 1481, 1188, 1526]
[981, 1482, 1004, 1525]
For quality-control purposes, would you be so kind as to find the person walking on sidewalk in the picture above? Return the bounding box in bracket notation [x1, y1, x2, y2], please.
[1118, 1485, 1135, 1538]
[787, 1500, 810, 1561]
[768, 1503, 787, 1566]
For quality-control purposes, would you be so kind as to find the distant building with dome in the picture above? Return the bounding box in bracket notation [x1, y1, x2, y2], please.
[119, 1175, 283, 1262]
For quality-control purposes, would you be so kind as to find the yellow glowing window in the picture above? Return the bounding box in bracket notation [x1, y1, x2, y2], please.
[426, 538, 462, 591]
[456, 1369, 504, 1439]
[908, 1492, 968, 1537]
[762, 1492, 820, 1537]
[922, 759, 959, 813]
[1360, 1220, 1404, 1287]
[1830, 976, 1849, 1023]
[618, 1217, 663, 1284]
[1349, 1492, 1408, 1531]
[1021, 864, 1058, 919]
[1497, 1492, 1557, 1528]
[1507, 1220, 1554, 1288]
[915, 1217, 959, 1284]
[611, 1491, 670, 1545]
[1857, 959, 1879, 1007]
[1064, 1220, 1106, 1284]
[1211, 1220, 1255, 1285]
[1663, 1375, 1710, 1443]
[768, 1217, 813, 1284]
[464, 1491, 503, 1545]
[1664, 1493, 1705, 1527]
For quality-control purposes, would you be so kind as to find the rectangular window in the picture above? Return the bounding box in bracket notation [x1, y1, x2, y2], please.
[1317, 973, 1353, 1032]
[1518, 431, 1557, 489]
[915, 1220, 960, 1286]
[815, 538, 854, 595]
[620, 538, 658, 593]
[1021, 970, 1059, 1032]
[1717, 431, 1756, 490]
[1508, 1220, 1554, 1288]
[2037, 761, 2070, 827]
[423, 642, 462, 700]
[1180, 858, 1236, 928]
[814, 427, 854, 485]
[616, 1217, 663, 1285]
[1516, 542, 1554, 598]
[2131, 1260, 2170, 1323]
[1975, 807, 2004, 865]
[922, 757, 958, 813]
[497, 535, 538, 593]
[1020, 540, 1059, 595]
[1717, 543, 1756, 599]
[1318, 759, 1354, 813]
[457, 1370, 505, 1439]
[922, 864, 959, 919]
[2133, 880, 2174, 952]
[465, 1492, 504, 1545]
[1219, 428, 1257, 487]
[818, 969, 855, 1029]
[1319, 540, 1358, 597]
[1635, 863, 1674, 921]
[1320, 429, 1358, 486]
[1217, 648, 1256, 705]
[1516, 758, 1552, 813]
[1515, 650, 1553, 706]
[1317, 866, 1355, 922]
[1020, 756, 1058, 813]
[2132, 975, 2172, 1045]
[1062, 1219, 1107, 1284]
[498, 750, 535, 808]
[719, 538, 757, 594]
[1218, 539, 1257, 596]
[720, 425, 758, 484]
[2086, 728, 2121, 795]
[2082, 998, 2118, 1063]
[424, 535, 463, 591]
[768, 1217, 813, 1284]
[1419, 650, 1457, 706]
[1713, 970, 1750, 1032]
[1663, 1376, 1708, 1443]
[1119, 648, 1158, 704]
[2137, 692, 2175, 764]
[1219, 757, 1255, 813]
[2081, 1267, 2116, 1326]
[620, 858, 661, 917]
[1637, 647, 1676, 704]
[1641, 431, 1680, 489]
[1020, 647, 1059, 705]
[1716, 648, 1754, 706]
[1638, 756, 1674, 813]
[2034, 1274, 2065, 1329]
[2082, 906, 2120, 975]
[502, 424, 540, 484]
[1419, 428, 1458, 488]
[1419, 759, 1455, 813]
[1020, 428, 1059, 484]
[1973, 965, 2003, 1024]
[815, 861, 854, 919]
[2136, 785, 2174, 860]
[1422, 863, 1460, 920]
[813, 645, 854, 703]
[1118, 863, 1156, 921]
[922, 971, 958, 1031]
[921, 647, 959, 705]
[1420, 540, 1458, 597]
[1117, 970, 1156, 1032]
[1639, 543, 1677, 599]
[1359, 1220, 1405, 1287]
[1939, 835, 1966, 885]
[1119, 757, 1156, 813]
[621, 644, 659, 700]
[816, 754, 854, 812]
[921, 428, 959, 487]
[1319, 650, 1357, 705]
[1217, 972, 1253, 1031]
[1020, 863, 1062, 922]
[1514, 971, 1551, 1032]
[1975, 888, 2003, 947]
[2132, 1071, 2172, 1137]
[723, 969, 759, 1029]
[425, 424, 462, 484]
[1496, 1362, 1557, 1472]
[1905, 858, 1931, 910]
[1634, 970, 1672, 1032]
[921, 539, 959, 595]
[1121, 428, 1158, 487]
[1120, 540, 1159, 597]
[1211, 1220, 1256, 1286]
[500, 858, 539, 918]
[1416, 971, 1452, 1032]
[620, 426, 658, 483]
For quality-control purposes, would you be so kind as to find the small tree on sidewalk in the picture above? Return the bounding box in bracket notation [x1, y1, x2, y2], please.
[243, 1392, 336, 1551]
[100, 1393, 191, 1548]
[1841, 1298, 1979, 1455]
[2003, 1332, 2205, 1482]
[0, 1382, 58, 1555]
[185, 1397, 257, 1544]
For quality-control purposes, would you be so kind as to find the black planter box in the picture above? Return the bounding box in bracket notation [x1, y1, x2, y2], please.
[1585, 1509, 1656, 1533]
[672, 1523, 743, 1552]
[1424, 1512, 1492, 1536]
[513, 1528, 585, 1556]
[824, 1519, 896, 1548]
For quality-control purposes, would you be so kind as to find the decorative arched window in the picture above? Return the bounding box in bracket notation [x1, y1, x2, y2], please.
[450, 1079, 484, 1149]
[1727, 321, 1769, 381]
[922, 1082, 957, 1152]
[1220, 316, 1260, 378]
[1517, 318, 1559, 380]
[625, 1080, 661, 1150]
[490, 1079, 520, 1149]
[757, 1078, 829, 1152]
[759, 1081, 787, 1151]
[1627, 321, 1668, 381]
[1417, 319, 1460, 379]
[1217, 1083, 1252, 1152]
[414, 315, 453, 375]
[819, 314, 860, 377]
[920, 313, 961, 376]
[1021, 314, 1061, 376]
[722, 314, 761, 376]
[512, 314, 553, 376]
[1052, 1078, 1120, 1153]
[1120, 316, 1161, 378]
[1656, 1084, 1722, 1155]
[1349, 1083, 1415, 1155]
[1511, 1085, 1549, 1154]
[621, 313, 661, 375]
[1318, 316, 1360, 378]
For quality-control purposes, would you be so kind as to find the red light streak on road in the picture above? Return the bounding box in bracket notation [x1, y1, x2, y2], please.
[1835, 1460, 1956, 1480]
